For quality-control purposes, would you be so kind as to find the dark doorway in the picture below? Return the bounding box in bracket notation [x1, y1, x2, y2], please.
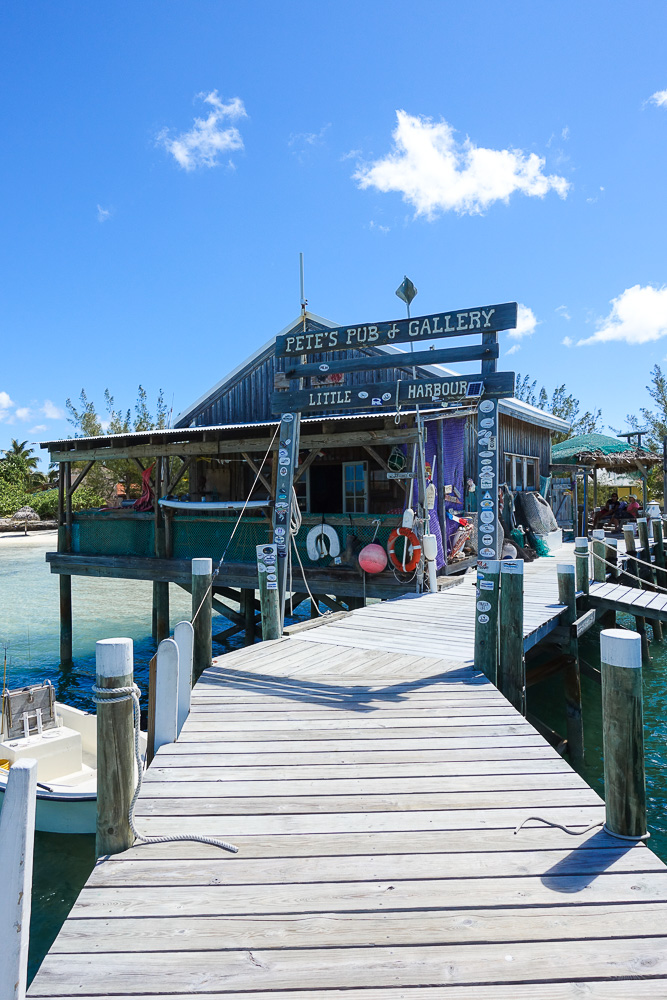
[310, 464, 342, 514]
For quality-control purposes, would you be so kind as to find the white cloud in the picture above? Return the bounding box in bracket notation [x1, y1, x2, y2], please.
[369, 220, 390, 234]
[340, 148, 361, 161]
[562, 336, 574, 347]
[578, 284, 667, 346]
[29, 424, 47, 434]
[561, 126, 570, 140]
[507, 304, 538, 341]
[42, 400, 64, 420]
[353, 111, 570, 218]
[506, 344, 521, 356]
[97, 204, 112, 223]
[0, 391, 14, 420]
[158, 91, 246, 171]
[15, 407, 32, 421]
[648, 89, 667, 108]
[288, 123, 330, 149]
[556, 305, 571, 321]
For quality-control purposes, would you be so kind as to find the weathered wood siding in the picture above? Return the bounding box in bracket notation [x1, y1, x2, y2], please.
[191, 320, 420, 427]
[464, 413, 552, 484]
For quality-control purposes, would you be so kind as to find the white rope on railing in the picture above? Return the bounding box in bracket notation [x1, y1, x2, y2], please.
[92, 683, 238, 854]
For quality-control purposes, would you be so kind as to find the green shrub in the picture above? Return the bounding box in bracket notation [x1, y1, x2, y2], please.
[29, 486, 106, 520]
[0, 480, 30, 517]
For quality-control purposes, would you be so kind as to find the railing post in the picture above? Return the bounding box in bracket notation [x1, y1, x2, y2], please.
[574, 536, 589, 595]
[623, 525, 650, 662]
[653, 518, 666, 590]
[474, 558, 500, 684]
[498, 560, 524, 714]
[192, 557, 212, 683]
[96, 637, 135, 857]
[256, 544, 281, 641]
[600, 628, 647, 839]
[154, 637, 179, 754]
[637, 518, 662, 641]
[591, 528, 606, 583]
[174, 620, 194, 735]
[557, 562, 585, 764]
[0, 758, 37, 1000]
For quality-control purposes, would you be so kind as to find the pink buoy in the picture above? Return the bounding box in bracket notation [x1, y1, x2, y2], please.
[358, 543, 388, 574]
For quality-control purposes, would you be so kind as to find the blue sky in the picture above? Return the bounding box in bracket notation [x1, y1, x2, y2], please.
[1, 1, 667, 463]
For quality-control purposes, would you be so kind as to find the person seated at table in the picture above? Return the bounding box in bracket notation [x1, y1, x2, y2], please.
[593, 493, 620, 528]
[610, 495, 640, 529]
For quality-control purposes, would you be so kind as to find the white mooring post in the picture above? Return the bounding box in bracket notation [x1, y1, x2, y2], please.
[154, 637, 179, 753]
[0, 757, 37, 1000]
[96, 637, 135, 858]
[600, 628, 647, 840]
[174, 620, 194, 735]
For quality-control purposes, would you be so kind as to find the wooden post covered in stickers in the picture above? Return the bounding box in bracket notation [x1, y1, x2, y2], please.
[273, 412, 301, 630]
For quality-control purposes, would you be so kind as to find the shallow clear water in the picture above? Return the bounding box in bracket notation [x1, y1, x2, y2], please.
[0, 532, 311, 982]
[3, 535, 667, 981]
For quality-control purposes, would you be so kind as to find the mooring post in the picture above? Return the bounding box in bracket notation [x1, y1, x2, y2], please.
[256, 544, 281, 641]
[0, 758, 37, 1000]
[474, 558, 500, 684]
[174, 620, 194, 735]
[96, 637, 135, 857]
[498, 560, 524, 713]
[591, 528, 607, 583]
[574, 536, 590, 595]
[600, 628, 647, 839]
[192, 558, 213, 683]
[154, 637, 179, 754]
[557, 562, 585, 764]
[637, 518, 662, 641]
[243, 589, 256, 645]
[58, 461, 73, 666]
[624, 525, 651, 662]
[653, 517, 666, 590]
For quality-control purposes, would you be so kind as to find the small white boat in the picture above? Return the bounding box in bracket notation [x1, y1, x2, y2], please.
[0, 681, 145, 835]
[159, 497, 270, 511]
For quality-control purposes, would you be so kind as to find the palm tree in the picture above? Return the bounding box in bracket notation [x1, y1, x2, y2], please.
[3, 439, 39, 472]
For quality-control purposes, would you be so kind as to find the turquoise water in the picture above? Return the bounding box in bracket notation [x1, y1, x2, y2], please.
[2, 534, 667, 981]
[0, 532, 306, 982]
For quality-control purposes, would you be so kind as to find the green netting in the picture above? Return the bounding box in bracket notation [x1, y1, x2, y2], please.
[72, 512, 401, 564]
[73, 515, 154, 557]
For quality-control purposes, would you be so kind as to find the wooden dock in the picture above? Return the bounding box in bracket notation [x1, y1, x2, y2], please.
[28, 547, 667, 998]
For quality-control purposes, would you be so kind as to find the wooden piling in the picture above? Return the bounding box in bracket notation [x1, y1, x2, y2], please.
[95, 637, 135, 857]
[624, 525, 651, 662]
[244, 589, 256, 646]
[637, 518, 662, 640]
[192, 558, 213, 683]
[153, 637, 179, 754]
[59, 461, 73, 665]
[653, 517, 666, 590]
[574, 536, 589, 595]
[474, 559, 500, 684]
[600, 628, 647, 839]
[0, 758, 37, 1000]
[557, 562, 585, 765]
[591, 529, 607, 584]
[498, 560, 524, 714]
[174, 620, 194, 736]
[256, 544, 281, 641]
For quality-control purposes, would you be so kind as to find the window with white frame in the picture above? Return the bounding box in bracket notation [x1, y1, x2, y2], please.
[504, 453, 539, 492]
[343, 461, 369, 513]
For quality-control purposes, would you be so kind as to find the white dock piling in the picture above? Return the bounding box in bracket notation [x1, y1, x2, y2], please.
[154, 637, 179, 753]
[174, 620, 194, 735]
[0, 758, 37, 1000]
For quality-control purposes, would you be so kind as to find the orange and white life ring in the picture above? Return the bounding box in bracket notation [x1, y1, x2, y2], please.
[387, 527, 422, 573]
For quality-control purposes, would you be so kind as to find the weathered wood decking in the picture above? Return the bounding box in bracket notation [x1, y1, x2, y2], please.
[28, 548, 667, 998]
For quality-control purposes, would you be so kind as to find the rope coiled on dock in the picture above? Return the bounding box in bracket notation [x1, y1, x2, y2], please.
[92, 684, 238, 854]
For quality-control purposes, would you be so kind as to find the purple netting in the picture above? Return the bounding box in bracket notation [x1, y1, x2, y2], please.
[440, 417, 466, 555]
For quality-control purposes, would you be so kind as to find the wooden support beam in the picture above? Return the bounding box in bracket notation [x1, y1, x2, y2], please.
[71, 461, 94, 494]
[241, 452, 272, 495]
[48, 426, 420, 463]
[166, 457, 191, 495]
[363, 444, 390, 473]
[293, 448, 321, 484]
[278, 341, 500, 380]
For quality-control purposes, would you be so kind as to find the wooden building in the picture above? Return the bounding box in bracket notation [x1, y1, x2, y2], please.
[41, 311, 568, 658]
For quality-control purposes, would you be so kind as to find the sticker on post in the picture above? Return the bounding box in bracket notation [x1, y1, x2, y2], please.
[480, 479, 493, 489]
[477, 601, 492, 612]
[480, 418, 494, 428]
[480, 546, 496, 557]
[267, 582, 278, 590]
[482, 534, 494, 545]
[480, 499, 493, 509]
[479, 580, 494, 591]
[478, 614, 490, 624]
[479, 400, 495, 412]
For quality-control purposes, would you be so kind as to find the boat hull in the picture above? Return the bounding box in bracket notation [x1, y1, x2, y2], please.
[0, 779, 96, 835]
